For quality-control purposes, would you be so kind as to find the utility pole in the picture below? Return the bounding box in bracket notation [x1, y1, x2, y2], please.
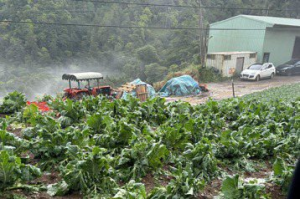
[266, 5, 270, 16]
[197, 0, 207, 68]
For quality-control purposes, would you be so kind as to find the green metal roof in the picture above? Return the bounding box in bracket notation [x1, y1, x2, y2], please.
[211, 15, 300, 28]
[241, 15, 300, 27]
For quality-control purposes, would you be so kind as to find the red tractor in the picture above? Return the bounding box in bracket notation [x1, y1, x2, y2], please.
[62, 72, 112, 99]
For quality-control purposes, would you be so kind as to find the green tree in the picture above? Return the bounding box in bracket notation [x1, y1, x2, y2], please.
[145, 63, 168, 83]
[136, 45, 160, 81]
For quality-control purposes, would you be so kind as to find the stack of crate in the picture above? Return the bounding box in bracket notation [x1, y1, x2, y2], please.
[116, 83, 148, 102]
[135, 84, 148, 102]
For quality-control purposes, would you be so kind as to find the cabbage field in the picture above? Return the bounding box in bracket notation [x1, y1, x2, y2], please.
[0, 83, 299, 199]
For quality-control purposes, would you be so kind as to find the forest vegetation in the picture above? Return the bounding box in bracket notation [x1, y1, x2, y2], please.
[0, 0, 300, 98]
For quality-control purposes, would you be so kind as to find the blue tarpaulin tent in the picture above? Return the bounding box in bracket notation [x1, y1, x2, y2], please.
[159, 75, 201, 97]
[121, 79, 156, 100]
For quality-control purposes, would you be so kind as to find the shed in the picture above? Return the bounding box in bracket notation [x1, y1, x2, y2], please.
[206, 51, 257, 77]
[208, 15, 300, 66]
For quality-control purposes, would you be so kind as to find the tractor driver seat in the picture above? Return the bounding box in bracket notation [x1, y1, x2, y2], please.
[85, 85, 93, 92]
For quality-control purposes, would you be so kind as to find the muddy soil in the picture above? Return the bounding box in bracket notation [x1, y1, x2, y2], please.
[166, 76, 300, 105]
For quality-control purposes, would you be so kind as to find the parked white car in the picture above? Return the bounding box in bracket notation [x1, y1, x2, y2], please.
[240, 63, 276, 81]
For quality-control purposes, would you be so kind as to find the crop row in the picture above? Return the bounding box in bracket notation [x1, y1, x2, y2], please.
[0, 87, 299, 198]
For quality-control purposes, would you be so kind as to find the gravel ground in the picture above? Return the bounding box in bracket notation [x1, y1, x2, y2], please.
[166, 76, 300, 105]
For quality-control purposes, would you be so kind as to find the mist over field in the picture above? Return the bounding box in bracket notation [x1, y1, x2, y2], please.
[0, 60, 122, 100]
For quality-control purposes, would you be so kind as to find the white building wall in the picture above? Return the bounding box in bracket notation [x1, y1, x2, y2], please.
[207, 52, 257, 77]
[206, 55, 223, 74]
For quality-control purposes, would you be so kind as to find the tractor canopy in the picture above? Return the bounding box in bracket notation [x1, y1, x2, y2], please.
[62, 72, 104, 81]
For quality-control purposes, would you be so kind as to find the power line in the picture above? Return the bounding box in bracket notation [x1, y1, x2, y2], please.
[1, 20, 300, 31]
[7, 1, 300, 13]
[203, 6, 299, 12]
[8, 0, 300, 12]
[16, 9, 95, 13]
[70, 0, 197, 8]
[68, 0, 300, 12]
[0, 20, 200, 30]
[9, 7, 300, 13]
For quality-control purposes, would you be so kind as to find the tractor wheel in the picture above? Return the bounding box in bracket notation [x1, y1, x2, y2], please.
[63, 93, 69, 98]
[74, 92, 87, 100]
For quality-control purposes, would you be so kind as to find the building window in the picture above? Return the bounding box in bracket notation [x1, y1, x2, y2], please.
[292, 37, 300, 59]
[207, 54, 216, 60]
[263, 53, 270, 63]
[224, 55, 231, 60]
[250, 53, 256, 59]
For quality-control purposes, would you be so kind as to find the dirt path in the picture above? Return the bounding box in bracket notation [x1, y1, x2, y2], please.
[165, 76, 300, 105]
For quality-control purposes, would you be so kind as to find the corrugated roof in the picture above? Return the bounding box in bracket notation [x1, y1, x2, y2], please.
[241, 15, 300, 27]
[208, 51, 256, 55]
[210, 15, 300, 28]
[62, 72, 104, 81]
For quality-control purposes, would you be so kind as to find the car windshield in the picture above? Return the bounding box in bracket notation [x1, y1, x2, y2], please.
[248, 64, 262, 70]
[284, 60, 299, 65]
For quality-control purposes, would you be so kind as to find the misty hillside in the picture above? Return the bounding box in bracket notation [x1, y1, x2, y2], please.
[0, 0, 299, 99]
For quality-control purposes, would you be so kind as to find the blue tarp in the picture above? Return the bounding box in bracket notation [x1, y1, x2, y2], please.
[159, 75, 201, 97]
[121, 79, 156, 100]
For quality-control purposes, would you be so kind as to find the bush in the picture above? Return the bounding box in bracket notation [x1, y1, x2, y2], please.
[153, 65, 200, 91]
[0, 91, 27, 114]
[198, 67, 226, 83]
